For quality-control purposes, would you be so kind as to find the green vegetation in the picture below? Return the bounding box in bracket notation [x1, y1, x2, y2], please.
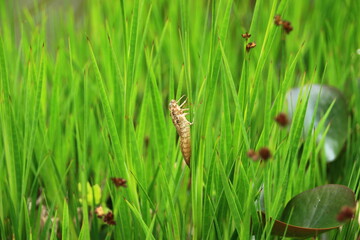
[0, 0, 359, 239]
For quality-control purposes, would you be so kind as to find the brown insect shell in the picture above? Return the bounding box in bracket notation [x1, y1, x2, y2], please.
[169, 99, 192, 166]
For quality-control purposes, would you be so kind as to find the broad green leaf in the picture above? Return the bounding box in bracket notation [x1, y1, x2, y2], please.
[262, 184, 356, 238]
[286, 84, 349, 162]
[261, 212, 337, 239]
[280, 184, 355, 228]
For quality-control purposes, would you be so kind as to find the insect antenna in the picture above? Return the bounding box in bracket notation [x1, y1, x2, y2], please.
[176, 95, 186, 104]
[179, 98, 188, 108]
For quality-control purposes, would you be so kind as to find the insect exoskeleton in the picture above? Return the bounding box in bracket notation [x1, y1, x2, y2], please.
[169, 96, 192, 167]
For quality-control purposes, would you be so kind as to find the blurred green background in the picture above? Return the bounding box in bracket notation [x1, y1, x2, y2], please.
[0, 0, 359, 239]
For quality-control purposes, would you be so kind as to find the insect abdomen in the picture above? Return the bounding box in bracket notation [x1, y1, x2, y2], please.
[179, 120, 191, 166]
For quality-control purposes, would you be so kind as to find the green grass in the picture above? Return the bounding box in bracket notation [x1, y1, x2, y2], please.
[0, 0, 359, 239]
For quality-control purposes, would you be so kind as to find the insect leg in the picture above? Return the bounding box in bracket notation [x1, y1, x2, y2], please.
[189, 116, 194, 125]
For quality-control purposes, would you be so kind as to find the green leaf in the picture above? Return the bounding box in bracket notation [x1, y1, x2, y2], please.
[286, 84, 349, 162]
[61, 199, 70, 240]
[262, 184, 356, 238]
[280, 184, 355, 227]
[261, 211, 336, 239]
[125, 200, 156, 240]
[216, 157, 243, 236]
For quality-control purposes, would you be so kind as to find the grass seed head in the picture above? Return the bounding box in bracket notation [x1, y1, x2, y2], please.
[282, 21, 293, 34]
[247, 149, 260, 161]
[103, 211, 116, 225]
[274, 113, 289, 127]
[274, 15, 293, 34]
[242, 32, 251, 40]
[110, 178, 127, 188]
[259, 147, 272, 161]
[274, 15, 283, 25]
[95, 206, 105, 218]
[337, 206, 355, 222]
[246, 42, 256, 52]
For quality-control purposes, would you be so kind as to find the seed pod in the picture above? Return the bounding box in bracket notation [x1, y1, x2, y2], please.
[241, 32, 251, 40]
[246, 42, 256, 52]
[169, 96, 192, 166]
[337, 206, 355, 222]
[274, 112, 289, 127]
[258, 147, 272, 161]
[110, 177, 127, 188]
[247, 149, 259, 161]
[274, 15, 283, 25]
[282, 20, 293, 34]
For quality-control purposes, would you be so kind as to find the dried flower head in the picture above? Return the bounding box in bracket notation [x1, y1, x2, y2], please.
[242, 32, 251, 40]
[274, 15, 283, 26]
[258, 147, 272, 161]
[110, 178, 127, 188]
[247, 149, 259, 161]
[337, 206, 355, 222]
[282, 21, 293, 34]
[95, 206, 105, 218]
[246, 42, 256, 52]
[274, 15, 293, 34]
[274, 113, 289, 127]
[103, 211, 116, 225]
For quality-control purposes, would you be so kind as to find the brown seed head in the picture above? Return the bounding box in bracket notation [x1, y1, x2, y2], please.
[258, 147, 272, 161]
[274, 15, 293, 34]
[110, 178, 127, 188]
[282, 21, 293, 34]
[337, 206, 355, 222]
[103, 211, 116, 225]
[242, 32, 251, 40]
[95, 206, 105, 218]
[246, 42, 256, 52]
[274, 113, 289, 127]
[247, 149, 259, 161]
[274, 15, 283, 26]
